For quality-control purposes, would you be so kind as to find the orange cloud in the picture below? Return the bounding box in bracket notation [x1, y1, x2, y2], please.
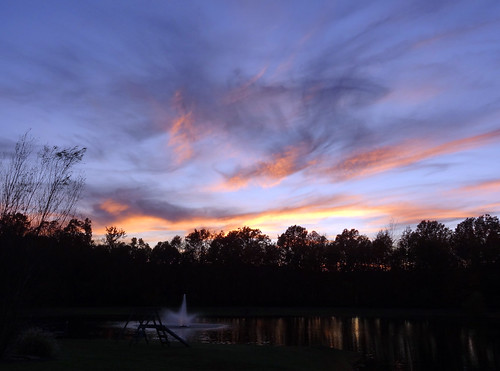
[455, 179, 500, 193]
[167, 90, 198, 164]
[376, 201, 469, 225]
[99, 199, 129, 215]
[94, 215, 169, 237]
[332, 128, 500, 180]
[332, 144, 404, 179]
[221, 145, 311, 190]
[423, 128, 500, 157]
[251, 148, 300, 182]
[169, 111, 195, 162]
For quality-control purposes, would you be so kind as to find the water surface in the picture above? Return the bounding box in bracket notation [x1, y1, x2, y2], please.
[187, 315, 500, 370]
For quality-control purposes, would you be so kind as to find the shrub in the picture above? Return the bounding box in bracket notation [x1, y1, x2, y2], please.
[14, 327, 59, 359]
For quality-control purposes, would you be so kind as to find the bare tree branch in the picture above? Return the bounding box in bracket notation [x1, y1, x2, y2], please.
[0, 132, 86, 235]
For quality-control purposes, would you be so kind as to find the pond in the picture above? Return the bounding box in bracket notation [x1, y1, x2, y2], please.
[153, 315, 500, 370]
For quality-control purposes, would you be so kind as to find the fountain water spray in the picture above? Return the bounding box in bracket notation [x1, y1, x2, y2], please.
[178, 294, 188, 327]
[164, 294, 197, 327]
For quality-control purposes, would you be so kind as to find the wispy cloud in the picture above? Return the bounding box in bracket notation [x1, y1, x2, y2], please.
[455, 179, 500, 194]
[327, 128, 500, 181]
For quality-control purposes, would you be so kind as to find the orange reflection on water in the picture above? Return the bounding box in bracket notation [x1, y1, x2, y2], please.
[192, 315, 498, 369]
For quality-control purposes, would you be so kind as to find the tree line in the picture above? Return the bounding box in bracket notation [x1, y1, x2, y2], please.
[97, 215, 500, 272]
[1, 212, 499, 303]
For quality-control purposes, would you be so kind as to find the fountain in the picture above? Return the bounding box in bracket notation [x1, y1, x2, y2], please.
[118, 294, 226, 344]
[164, 294, 197, 328]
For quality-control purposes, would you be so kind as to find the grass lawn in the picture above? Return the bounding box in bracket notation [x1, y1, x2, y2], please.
[1, 339, 360, 371]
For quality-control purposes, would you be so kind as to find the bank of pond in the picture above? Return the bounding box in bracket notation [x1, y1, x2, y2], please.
[7, 307, 500, 370]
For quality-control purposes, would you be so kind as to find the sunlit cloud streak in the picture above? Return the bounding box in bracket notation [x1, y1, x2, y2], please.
[457, 179, 500, 193]
[328, 128, 500, 181]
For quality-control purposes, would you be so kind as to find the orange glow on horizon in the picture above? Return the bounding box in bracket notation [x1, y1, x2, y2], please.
[92, 195, 492, 244]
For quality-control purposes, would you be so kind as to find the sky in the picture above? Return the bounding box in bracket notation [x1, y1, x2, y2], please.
[1, 0, 500, 244]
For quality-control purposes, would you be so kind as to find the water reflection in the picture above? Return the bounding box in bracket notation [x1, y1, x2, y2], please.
[194, 316, 500, 370]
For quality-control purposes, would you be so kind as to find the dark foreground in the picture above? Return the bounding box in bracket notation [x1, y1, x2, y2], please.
[1, 339, 360, 371]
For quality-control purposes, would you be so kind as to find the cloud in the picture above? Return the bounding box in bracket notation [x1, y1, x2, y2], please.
[223, 145, 311, 189]
[99, 199, 129, 215]
[455, 179, 500, 194]
[325, 128, 500, 181]
[86, 183, 239, 227]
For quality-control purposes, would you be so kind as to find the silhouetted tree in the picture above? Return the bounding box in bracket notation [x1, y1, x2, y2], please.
[0, 132, 86, 234]
[454, 214, 500, 267]
[277, 225, 309, 269]
[276, 226, 327, 270]
[263, 242, 281, 266]
[0, 133, 33, 218]
[103, 226, 126, 249]
[205, 227, 271, 266]
[58, 218, 93, 248]
[151, 240, 181, 265]
[184, 228, 212, 264]
[406, 220, 454, 271]
[371, 229, 393, 270]
[324, 240, 342, 272]
[129, 237, 151, 264]
[236, 227, 270, 266]
[303, 231, 328, 271]
[0, 213, 31, 238]
[170, 235, 183, 251]
[333, 228, 372, 271]
[206, 230, 239, 265]
[393, 227, 413, 270]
